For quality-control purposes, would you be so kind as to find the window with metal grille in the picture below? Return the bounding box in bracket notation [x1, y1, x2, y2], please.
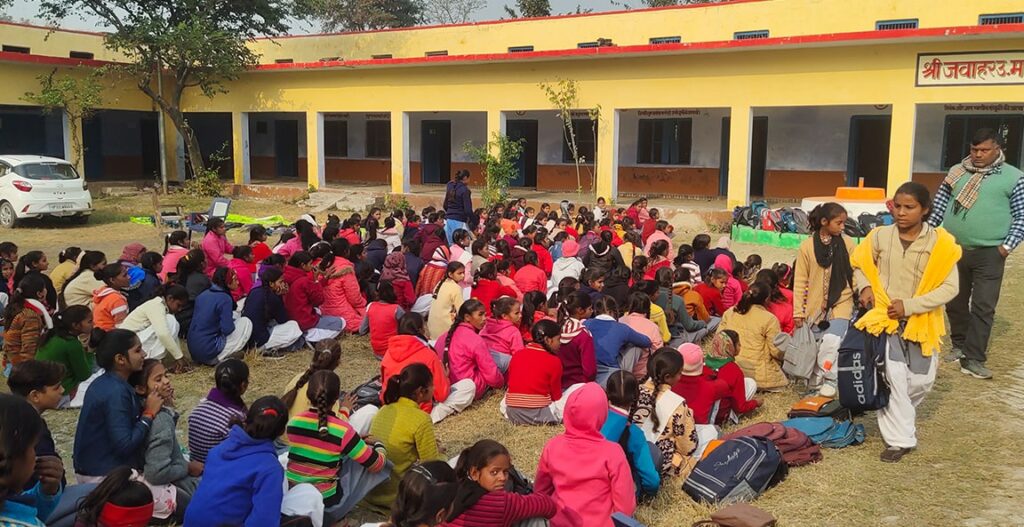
[2, 45, 29, 54]
[366, 120, 391, 158]
[274, 58, 293, 64]
[979, 13, 1024, 24]
[876, 19, 918, 30]
[509, 46, 534, 53]
[733, 30, 769, 40]
[650, 36, 682, 45]
[637, 119, 693, 165]
[562, 119, 597, 164]
[578, 41, 599, 48]
[324, 120, 348, 157]
[425, 50, 448, 57]
[371, 54, 393, 59]
[69, 51, 94, 60]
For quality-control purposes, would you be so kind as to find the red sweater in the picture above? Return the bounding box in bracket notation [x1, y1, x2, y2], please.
[671, 368, 730, 424]
[472, 279, 520, 316]
[513, 265, 548, 295]
[506, 344, 563, 408]
[393, 279, 415, 311]
[556, 331, 596, 390]
[443, 490, 558, 527]
[694, 282, 726, 317]
[532, 243, 553, 276]
[705, 361, 759, 424]
[366, 302, 401, 357]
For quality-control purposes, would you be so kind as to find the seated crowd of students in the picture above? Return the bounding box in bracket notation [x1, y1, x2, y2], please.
[0, 194, 830, 527]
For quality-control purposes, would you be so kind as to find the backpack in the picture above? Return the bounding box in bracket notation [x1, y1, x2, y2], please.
[721, 422, 822, 467]
[782, 417, 865, 449]
[759, 208, 779, 232]
[778, 208, 798, 234]
[781, 324, 817, 380]
[791, 208, 811, 235]
[749, 200, 770, 219]
[349, 375, 383, 411]
[843, 218, 865, 238]
[683, 436, 788, 504]
[878, 212, 894, 225]
[787, 396, 851, 421]
[858, 213, 882, 235]
[836, 316, 890, 413]
[733, 206, 758, 228]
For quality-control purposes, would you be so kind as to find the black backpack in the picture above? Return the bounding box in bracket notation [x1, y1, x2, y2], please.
[843, 218, 866, 238]
[836, 314, 890, 413]
[858, 213, 882, 236]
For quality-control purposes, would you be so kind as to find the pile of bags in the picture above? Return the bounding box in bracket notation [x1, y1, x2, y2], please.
[732, 200, 895, 238]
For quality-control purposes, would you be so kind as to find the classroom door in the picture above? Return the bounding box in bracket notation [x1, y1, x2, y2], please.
[848, 116, 892, 188]
[421, 120, 451, 184]
[275, 119, 299, 178]
[506, 120, 538, 187]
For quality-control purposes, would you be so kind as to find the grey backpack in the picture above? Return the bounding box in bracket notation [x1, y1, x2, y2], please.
[780, 325, 817, 380]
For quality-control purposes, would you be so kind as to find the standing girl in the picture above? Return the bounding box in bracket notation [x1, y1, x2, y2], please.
[187, 359, 249, 464]
[366, 363, 443, 509]
[557, 291, 597, 389]
[718, 282, 786, 391]
[446, 439, 557, 526]
[160, 231, 190, 282]
[794, 202, 856, 336]
[427, 262, 465, 340]
[443, 169, 476, 244]
[632, 348, 699, 479]
[434, 299, 504, 400]
[851, 182, 959, 463]
[201, 217, 234, 276]
[3, 274, 51, 366]
[91, 264, 130, 331]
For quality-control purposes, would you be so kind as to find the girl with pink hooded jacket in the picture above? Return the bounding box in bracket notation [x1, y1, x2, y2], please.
[714, 253, 743, 310]
[535, 382, 636, 527]
[319, 239, 366, 333]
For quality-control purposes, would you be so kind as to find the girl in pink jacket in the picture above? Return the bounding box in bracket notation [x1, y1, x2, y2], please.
[227, 246, 255, 301]
[161, 230, 189, 282]
[714, 253, 743, 310]
[201, 218, 234, 276]
[535, 383, 636, 527]
[319, 239, 366, 333]
[433, 299, 505, 400]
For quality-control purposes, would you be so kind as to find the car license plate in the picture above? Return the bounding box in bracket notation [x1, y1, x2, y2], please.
[50, 203, 74, 211]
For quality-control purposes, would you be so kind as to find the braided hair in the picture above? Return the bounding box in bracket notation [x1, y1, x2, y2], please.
[605, 370, 640, 472]
[644, 347, 684, 433]
[305, 370, 341, 436]
[432, 261, 465, 299]
[281, 339, 341, 410]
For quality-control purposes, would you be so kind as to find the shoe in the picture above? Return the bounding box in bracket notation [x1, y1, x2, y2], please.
[880, 446, 913, 463]
[943, 347, 964, 362]
[960, 359, 993, 379]
[260, 349, 287, 360]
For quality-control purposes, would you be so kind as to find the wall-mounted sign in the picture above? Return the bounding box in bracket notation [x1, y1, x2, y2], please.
[917, 51, 1024, 86]
[366, 113, 391, 120]
[944, 103, 1024, 112]
[637, 109, 701, 117]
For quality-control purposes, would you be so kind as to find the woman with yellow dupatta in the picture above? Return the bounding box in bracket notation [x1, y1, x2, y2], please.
[852, 182, 961, 463]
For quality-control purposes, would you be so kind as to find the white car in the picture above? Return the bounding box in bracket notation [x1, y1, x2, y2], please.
[0, 155, 92, 228]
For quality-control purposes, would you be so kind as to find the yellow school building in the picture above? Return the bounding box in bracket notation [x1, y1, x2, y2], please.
[0, 0, 1023, 207]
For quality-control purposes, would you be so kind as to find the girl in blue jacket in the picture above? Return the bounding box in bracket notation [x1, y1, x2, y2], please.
[600, 370, 661, 500]
[187, 267, 253, 365]
[583, 297, 652, 386]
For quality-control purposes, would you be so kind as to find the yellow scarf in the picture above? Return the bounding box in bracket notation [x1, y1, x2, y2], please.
[850, 226, 961, 356]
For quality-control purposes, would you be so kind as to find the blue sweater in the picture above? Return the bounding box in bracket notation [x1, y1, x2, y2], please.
[241, 284, 289, 347]
[184, 426, 285, 527]
[188, 285, 236, 364]
[444, 180, 475, 223]
[583, 316, 652, 367]
[600, 408, 661, 497]
[72, 372, 152, 477]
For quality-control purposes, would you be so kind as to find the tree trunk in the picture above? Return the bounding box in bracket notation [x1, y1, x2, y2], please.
[138, 76, 205, 179]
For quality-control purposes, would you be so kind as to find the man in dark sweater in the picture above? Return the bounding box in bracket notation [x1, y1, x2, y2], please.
[929, 128, 1024, 380]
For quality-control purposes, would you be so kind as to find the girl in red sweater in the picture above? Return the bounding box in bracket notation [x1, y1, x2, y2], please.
[471, 262, 520, 317]
[519, 291, 548, 343]
[360, 281, 403, 358]
[556, 292, 596, 390]
[502, 319, 583, 425]
[445, 439, 557, 527]
[703, 330, 761, 424]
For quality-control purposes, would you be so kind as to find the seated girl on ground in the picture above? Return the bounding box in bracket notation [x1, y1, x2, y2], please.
[632, 348, 699, 479]
[4, 274, 54, 367]
[227, 246, 255, 301]
[240, 267, 304, 357]
[703, 330, 760, 424]
[427, 262, 465, 340]
[69, 466, 153, 527]
[446, 439, 557, 527]
[360, 280, 404, 359]
[287, 370, 388, 523]
[602, 370, 661, 500]
[282, 251, 345, 343]
[368, 460, 456, 527]
[0, 394, 54, 527]
[365, 363, 443, 510]
[187, 359, 249, 464]
[91, 264, 130, 331]
[480, 296, 524, 374]
[502, 319, 585, 426]
[434, 299, 504, 400]
[382, 313, 475, 424]
[718, 282, 786, 391]
[188, 267, 253, 365]
[118, 285, 188, 370]
[36, 305, 95, 407]
[556, 291, 596, 390]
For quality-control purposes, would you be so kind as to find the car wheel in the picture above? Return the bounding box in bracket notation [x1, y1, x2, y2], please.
[69, 215, 89, 225]
[0, 202, 18, 229]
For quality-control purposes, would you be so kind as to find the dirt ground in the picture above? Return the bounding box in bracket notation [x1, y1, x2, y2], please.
[4, 194, 1023, 527]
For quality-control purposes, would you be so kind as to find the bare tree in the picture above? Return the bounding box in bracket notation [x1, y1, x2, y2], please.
[423, 0, 486, 24]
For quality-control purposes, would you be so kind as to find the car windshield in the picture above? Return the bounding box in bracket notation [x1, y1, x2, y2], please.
[13, 162, 80, 181]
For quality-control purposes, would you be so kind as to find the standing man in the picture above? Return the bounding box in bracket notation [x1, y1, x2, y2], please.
[928, 128, 1024, 379]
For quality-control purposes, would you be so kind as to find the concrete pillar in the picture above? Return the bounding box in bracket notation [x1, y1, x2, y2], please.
[486, 109, 507, 156]
[595, 109, 620, 202]
[306, 111, 325, 190]
[231, 111, 251, 185]
[390, 111, 410, 194]
[885, 103, 917, 197]
[727, 105, 753, 209]
[62, 110, 84, 176]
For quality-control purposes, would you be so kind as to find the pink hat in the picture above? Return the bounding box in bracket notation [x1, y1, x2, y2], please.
[679, 343, 705, 376]
[561, 239, 580, 258]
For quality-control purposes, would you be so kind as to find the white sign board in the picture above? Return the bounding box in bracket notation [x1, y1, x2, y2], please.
[917, 51, 1024, 86]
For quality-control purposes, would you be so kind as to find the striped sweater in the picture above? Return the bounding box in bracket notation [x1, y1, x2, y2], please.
[186, 389, 247, 464]
[443, 490, 558, 527]
[286, 410, 386, 499]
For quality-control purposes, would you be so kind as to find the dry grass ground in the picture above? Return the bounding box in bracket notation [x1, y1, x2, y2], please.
[3, 196, 1024, 526]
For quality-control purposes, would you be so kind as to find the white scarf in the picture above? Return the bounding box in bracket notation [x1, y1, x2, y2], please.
[25, 298, 53, 329]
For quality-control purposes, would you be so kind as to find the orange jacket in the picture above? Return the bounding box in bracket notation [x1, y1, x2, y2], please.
[92, 287, 129, 331]
[381, 334, 450, 413]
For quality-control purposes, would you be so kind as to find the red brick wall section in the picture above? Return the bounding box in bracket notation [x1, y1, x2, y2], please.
[763, 170, 846, 199]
